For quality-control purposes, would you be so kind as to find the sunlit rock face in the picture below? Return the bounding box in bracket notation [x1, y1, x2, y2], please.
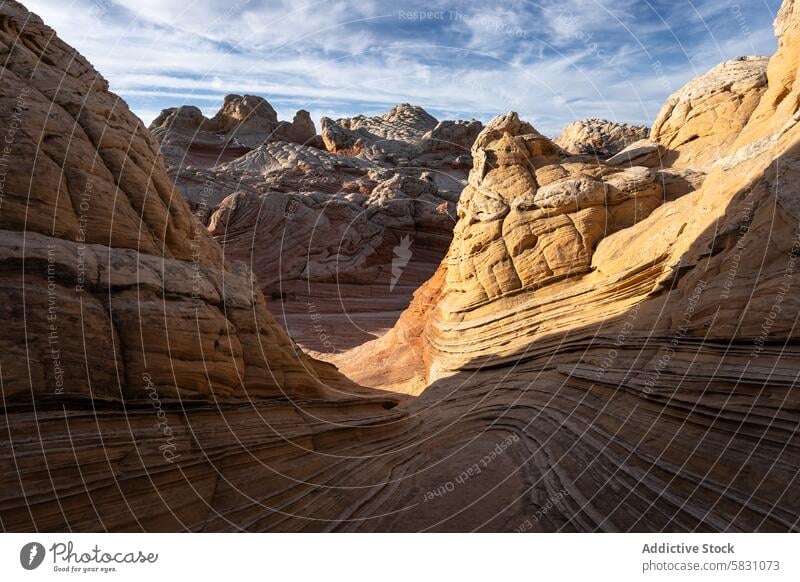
[341, 111, 666, 389]
[330, 1, 800, 530]
[651, 56, 769, 170]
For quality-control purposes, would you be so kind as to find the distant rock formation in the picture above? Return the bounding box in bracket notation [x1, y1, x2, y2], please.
[170, 137, 456, 355]
[149, 95, 322, 168]
[321, 104, 482, 169]
[420, 119, 484, 154]
[155, 103, 480, 356]
[555, 118, 649, 158]
[321, 103, 437, 158]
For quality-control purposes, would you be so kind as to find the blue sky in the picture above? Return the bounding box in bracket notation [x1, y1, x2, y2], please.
[26, 0, 783, 136]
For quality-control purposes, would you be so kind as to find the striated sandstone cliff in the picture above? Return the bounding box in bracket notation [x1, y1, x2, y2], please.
[0, 0, 404, 531]
[165, 136, 459, 356]
[0, 1, 358, 402]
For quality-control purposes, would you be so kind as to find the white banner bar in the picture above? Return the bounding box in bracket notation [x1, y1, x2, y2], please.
[0, 533, 797, 581]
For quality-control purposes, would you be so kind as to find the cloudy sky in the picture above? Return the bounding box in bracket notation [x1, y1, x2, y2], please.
[25, 0, 782, 136]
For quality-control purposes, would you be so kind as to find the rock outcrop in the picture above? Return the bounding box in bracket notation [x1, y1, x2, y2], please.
[0, 1, 370, 403]
[555, 118, 649, 158]
[321, 103, 437, 158]
[206, 161, 456, 355]
[651, 56, 769, 169]
[338, 113, 666, 390]
[163, 106, 478, 356]
[149, 96, 322, 169]
[321, 104, 482, 170]
[0, 0, 407, 531]
[331, 2, 800, 531]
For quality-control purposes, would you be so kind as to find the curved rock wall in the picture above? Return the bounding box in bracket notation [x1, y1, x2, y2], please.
[328, 2, 800, 531]
[0, 1, 354, 404]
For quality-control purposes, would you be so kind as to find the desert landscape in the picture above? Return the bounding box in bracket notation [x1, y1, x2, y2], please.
[1, 0, 799, 532]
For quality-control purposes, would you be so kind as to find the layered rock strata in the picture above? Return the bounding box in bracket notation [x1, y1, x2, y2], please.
[0, 0, 386, 404]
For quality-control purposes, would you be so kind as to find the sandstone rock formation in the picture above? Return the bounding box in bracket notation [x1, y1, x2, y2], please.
[330, 2, 800, 531]
[2, 0, 800, 534]
[149, 96, 322, 169]
[605, 138, 665, 167]
[555, 118, 649, 158]
[0, 0, 405, 531]
[0, 0, 373, 403]
[206, 161, 456, 355]
[321, 103, 437, 158]
[338, 113, 665, 390]
[651, 56, 769, 169]
[606, 139, 707, 201]
[321, 104, 482, 172]
[161, 106, 477, 356]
